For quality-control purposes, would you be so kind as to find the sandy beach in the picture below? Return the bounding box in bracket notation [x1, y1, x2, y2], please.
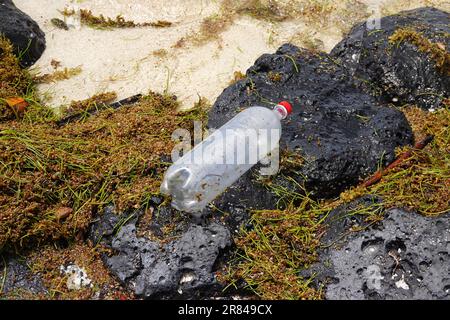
[14, 0, 449, 110]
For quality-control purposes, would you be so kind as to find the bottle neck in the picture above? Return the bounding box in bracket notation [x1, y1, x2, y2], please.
[273, 105, 288, 120]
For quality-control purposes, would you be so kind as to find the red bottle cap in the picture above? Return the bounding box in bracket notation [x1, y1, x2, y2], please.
[277, 101, 293, 115]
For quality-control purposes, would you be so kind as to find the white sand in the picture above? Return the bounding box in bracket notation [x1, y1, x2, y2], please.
[14, 0, 450, 110]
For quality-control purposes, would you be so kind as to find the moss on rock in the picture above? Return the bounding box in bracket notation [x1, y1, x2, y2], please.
[389, 27, 450, 75]
[0, 36, 33, 121]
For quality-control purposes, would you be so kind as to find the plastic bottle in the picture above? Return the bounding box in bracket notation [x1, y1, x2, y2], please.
[160, 101, 293, 213]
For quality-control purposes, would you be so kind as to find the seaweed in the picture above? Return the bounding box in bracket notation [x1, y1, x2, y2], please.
[389, 27, 450, 75]
[267, 71, 282, 82]
[61, 92, 117, 117]
[152, 49, 168, 58]
[50, 18, 69, 31]
[27, 243, 127, 300]
[62, 8, 172, 30]
[177, 0, 339, 47]
[33, 66, 82, 84]
[219, 187, 326, 299]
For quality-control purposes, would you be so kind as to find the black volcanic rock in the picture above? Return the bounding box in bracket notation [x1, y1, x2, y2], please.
[0, 0, 46, 67]
[331, 7, 450, 110]
[209, 44, 413, 198]
[309, 205, 450, 300]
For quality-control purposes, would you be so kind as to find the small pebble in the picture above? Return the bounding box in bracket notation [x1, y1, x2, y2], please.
[51, 18, 69, 30]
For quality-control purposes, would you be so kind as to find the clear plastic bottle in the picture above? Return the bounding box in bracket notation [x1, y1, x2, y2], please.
[160, 101, 293, 213]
